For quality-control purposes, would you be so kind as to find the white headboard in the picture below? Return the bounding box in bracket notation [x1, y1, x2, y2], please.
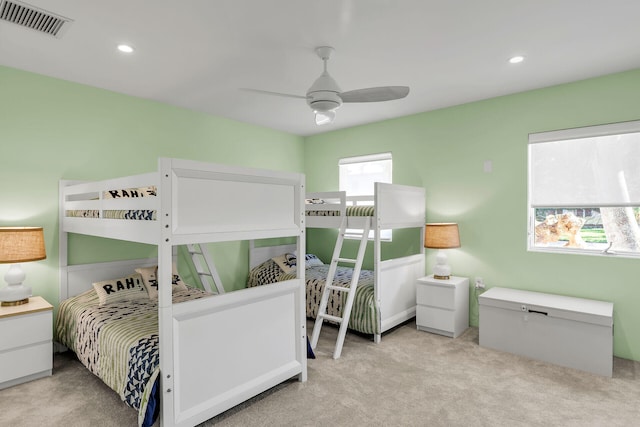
[62, 257, 158, 300]
[249, 243, 297, 270]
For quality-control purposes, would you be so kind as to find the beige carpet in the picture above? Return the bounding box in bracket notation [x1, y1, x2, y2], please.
[1, 320, 639, 427]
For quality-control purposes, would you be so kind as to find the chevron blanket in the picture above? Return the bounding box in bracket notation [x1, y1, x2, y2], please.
[55, 287, 211, 426]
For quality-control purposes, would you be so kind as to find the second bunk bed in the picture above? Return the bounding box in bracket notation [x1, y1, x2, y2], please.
[248, 182, 425, 358]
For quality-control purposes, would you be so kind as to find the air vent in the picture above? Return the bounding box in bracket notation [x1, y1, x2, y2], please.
[0, 0, 72, 38]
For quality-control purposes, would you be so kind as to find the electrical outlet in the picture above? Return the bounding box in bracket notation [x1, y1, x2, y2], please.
[474, 277, 485, 289]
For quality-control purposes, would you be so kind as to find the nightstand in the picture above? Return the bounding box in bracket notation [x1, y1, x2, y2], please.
[416, 275, 469, 338]
[0, 296, 53, 389]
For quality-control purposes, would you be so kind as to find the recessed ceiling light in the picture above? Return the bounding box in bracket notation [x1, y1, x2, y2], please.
[509, 55, 524, 64]
[117, 44, 134, 53]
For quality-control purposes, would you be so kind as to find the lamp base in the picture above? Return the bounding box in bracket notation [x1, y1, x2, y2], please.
[0, 269, 32, 306]
[1, 298, 29, 307]
[432, 250, 452, 280]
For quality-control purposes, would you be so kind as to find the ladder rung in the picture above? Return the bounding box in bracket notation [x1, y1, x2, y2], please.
[336, 257, 356, 263]
[319, 313, 343, 323]
[196, 271, 213, 277]
[188, 251, 203, 256]
[326, 284, 350, 292]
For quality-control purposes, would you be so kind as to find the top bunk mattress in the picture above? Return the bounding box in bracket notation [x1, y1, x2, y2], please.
[65, 185, 158, 220]
[306, 204, 375, 217]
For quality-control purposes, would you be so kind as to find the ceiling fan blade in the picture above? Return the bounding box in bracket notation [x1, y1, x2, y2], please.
[340, 86, 410, 103]
[240, 88, 306, 100]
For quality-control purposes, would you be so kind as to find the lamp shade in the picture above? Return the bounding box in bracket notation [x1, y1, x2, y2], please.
[424, 223, 460, 249]
[0, 227, 47, 263]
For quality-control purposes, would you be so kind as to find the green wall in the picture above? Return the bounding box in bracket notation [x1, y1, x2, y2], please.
[0, 65, 304, 305]
[2, 64, 639, 361]
[304, 68, 640, 361]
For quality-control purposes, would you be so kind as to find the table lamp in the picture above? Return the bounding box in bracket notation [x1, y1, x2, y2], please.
[424, 223, 460, 280]
[0, 227, 46, 306]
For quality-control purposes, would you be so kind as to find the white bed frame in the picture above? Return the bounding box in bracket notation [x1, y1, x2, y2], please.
[59, 158, 307, 427]
[305, 182, 425, 341]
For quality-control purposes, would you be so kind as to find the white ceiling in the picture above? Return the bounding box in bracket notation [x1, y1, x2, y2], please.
[2, 0, 640, 137]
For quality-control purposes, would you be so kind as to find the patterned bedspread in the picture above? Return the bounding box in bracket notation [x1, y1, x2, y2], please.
[65, 209, 157, 220]
[55, 287, 211, 426]
[306, 205, 375, 217]
[248, 260, 379, 335]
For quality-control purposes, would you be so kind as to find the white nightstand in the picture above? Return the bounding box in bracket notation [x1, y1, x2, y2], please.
[416, 275, 469, 338]
[0, 296, 53, 389]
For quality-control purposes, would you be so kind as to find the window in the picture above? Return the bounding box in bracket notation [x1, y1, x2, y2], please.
[339, 152, 392, 240]
[528, 120, 640, 257]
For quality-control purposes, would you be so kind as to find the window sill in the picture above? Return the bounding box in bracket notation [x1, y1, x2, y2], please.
[527, 246, 640, 259]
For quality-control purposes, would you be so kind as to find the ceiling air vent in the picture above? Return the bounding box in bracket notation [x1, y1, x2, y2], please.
[0, 0, 72, 38]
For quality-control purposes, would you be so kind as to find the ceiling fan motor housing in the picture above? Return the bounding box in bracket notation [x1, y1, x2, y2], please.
[307, 91, 342, 112]
[307, 70, 343, 112]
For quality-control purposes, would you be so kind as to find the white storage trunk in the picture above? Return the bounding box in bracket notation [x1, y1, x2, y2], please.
[479, 287, 613, 377]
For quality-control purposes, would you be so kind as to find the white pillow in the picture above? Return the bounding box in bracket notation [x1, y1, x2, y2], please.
[135, 263, 189, 299]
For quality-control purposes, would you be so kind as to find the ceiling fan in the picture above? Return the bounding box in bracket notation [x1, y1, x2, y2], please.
[245, 46, 410, 125]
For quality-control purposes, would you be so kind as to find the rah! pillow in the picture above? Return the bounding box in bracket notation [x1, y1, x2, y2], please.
[92, 273, 148, 306]
[271, 253, 324, 274]
[271, 253, 297, 274]
[135, 263, 189, 299]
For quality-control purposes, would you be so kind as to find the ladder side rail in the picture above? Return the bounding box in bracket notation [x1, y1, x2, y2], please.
[186, 243, 225, 294]
[198, 243, 225, 294]
[333, 220, 370, 359]
[310, 216, 347, 349]
[186, 244, 212, 292]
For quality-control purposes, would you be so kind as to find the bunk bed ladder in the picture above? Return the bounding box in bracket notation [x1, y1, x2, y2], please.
[311, 216, 370, 359]
[186, 243, 225, 294]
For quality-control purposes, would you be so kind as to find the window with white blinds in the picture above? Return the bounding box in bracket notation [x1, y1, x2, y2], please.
[339, 152, 392, 240]
[528, 120, 640, 257]
[339, 152, 392, 195]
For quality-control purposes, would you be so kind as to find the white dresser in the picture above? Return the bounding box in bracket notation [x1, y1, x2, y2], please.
[0, 296, 53, 389]
[416, 275, 469, 338]
[479, 287, 613, 377]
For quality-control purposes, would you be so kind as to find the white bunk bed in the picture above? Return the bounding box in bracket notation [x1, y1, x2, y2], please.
[57, 158, 307, 427]
[249, 182, 425, 358]
[306, 183, 425, 341]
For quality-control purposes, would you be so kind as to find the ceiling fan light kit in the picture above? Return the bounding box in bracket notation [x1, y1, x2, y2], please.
[247, 45, 410, 126]
[315, 110, 335, 125]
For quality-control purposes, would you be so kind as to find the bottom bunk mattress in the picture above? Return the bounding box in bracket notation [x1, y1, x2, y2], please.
[55, 286, 211, 427]
[247, 254, 379, 335]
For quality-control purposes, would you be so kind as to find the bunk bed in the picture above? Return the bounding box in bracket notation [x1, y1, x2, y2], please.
[248, 183, 425, 357]
[56, 158, 307, 427]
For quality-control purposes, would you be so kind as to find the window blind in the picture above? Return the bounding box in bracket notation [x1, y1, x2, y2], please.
[339, 152, 392, 196]
[528, 120, 640, 208]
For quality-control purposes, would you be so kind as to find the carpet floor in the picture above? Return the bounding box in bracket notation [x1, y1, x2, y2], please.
[1, 320, 639, 427]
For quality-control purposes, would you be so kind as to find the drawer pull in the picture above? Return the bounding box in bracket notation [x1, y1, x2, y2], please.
[528, 309, 548, 316]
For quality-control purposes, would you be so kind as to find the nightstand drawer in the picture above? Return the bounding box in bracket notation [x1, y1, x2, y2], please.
[0, 341, 52, 383]
[0, 311, 51, 352]
[417, 305, 454, 332]
[417, 283, 454, 309]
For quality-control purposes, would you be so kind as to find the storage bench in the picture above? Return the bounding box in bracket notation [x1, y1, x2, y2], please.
[479, 287, 613, 377]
